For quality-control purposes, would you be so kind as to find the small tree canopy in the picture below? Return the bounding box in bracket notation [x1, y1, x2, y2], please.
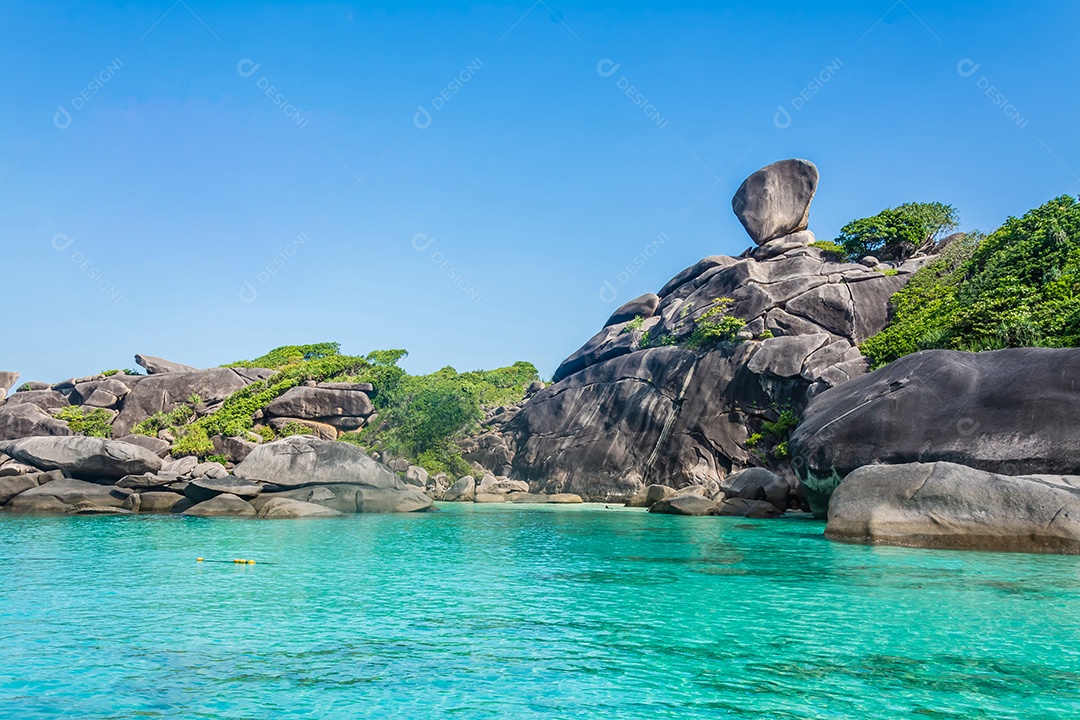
[836, 202, 959, 261]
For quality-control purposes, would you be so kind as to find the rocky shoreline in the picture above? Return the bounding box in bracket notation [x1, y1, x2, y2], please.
[4, 158, 1080, 555]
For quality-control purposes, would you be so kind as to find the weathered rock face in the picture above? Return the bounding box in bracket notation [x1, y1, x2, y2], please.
[112, 368, 262, 436]
[4, 390, 70, 412]
[494, 159, 930, 503]
[183, 493, 257, 517]
[789, 347, 1080, 517]
[0, 404, 74, 441]
[0, 436, 163, 481]
[269, 484, 432, 513]
[134, 354, 198, 375]
[0, 371, 19, 397]
[257, 496, 344, 518]
[234, 436, 401, 490]
[263, 386, 374, 425]
[731, 159, 819, 244]
[6, 478, 131, 514]
[826, 462, 1080, 554]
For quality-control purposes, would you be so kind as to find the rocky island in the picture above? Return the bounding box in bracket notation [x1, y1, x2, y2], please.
[4, 159, 1080, 555]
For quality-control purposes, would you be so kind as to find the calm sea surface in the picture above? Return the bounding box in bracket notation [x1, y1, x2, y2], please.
[1, 503, 1078, 719]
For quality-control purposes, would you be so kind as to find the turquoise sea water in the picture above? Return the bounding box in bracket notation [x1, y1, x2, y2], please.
[1, 504, 1079, 719]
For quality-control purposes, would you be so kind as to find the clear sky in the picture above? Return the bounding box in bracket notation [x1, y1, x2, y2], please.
[3, 1, 1078, 385]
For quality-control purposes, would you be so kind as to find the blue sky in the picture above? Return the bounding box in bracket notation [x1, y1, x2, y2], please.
[2, 1, 1077, 385]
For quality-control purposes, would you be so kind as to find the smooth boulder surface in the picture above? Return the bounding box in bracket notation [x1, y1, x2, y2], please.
[0, 436, 162, 481]
[257, 497, 344, 518]
[270, 484, 432, 513]
[826, 462, 1080, 554]
[186, 476, 263, 503]
[263, 386, 374, 421]
[183, 493, 257, 517]
[234, 436, 401, 489]
[134, 354, 198, 374]
[442, 476, 476, 502]
[715, 498, 782, 518]
[649, 494, 718, 516]
[6, 478, 130, 513]
[721, 468, 790, 511]
[0, 371, 20, 396]
[790, 347, 1080, 517]
[604, 293, 660, 327]
[731, 159, 819, 244]
[0, 404, 74, 441]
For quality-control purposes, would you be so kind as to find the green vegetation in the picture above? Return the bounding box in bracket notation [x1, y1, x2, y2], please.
[279, 421, 314, 437]
[125, 342, 536, 474]
[123, 368, 143, 376]
[757, 329, 774, 340]
[623, 315, 645, 333]
[836, 202, 958, 261]
[353, 360, 538, 476]
[862, 196, 1080, 367]
[100, 369, 120, 377]
[55, 406, 114, 438]
[639, 330, 651, 348]
[809, 240, 845, 262]
[204, 455, 228, 467]
[746, 406, 799, 462]
[685, 298, 745, 349]
[16, 383, 31, 392]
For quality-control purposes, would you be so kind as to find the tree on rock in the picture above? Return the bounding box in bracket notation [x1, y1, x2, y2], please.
[836, 202, 958, 261]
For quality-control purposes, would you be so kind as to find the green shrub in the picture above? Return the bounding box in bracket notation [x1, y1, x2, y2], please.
[623, 315, 645, 333]
[836, 202, 958, 261]
[685, 298, 745, 349]
[55, 406, 113, 438]
[100, 369, 120, 377]
[862, 196, 1080, 367]
[757, 329, 774, 340]
[280, 421, 314, 437]
[204, 454, 228, 467]
[809, 240, 846, 262]
[639, 331, 651, 348]
[226, 342, 342, 369]
[254, 425, 276, 443]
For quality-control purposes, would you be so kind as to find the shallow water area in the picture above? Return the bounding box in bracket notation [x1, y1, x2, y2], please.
[1, 502, 1078, 718]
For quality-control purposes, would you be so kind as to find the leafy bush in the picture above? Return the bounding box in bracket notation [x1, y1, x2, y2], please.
[809, 240, 845, 262]
[623, 315, 645, 333]
[100, 369, 120, 377]
[685, 298, 745, 349]
[862, 196, 1080, 366]
[280, 421, 314, 437]
[226, 342, 342, 369]
[639, 331, 651, 348]
[204, 454, 228, 467]
[746, 406, 798, 462]
[836, 202, 958, 261]
[56, 406, 113, 438]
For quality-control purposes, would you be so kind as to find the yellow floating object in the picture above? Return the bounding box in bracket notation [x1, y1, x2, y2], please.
[247, 560, 256, 565]
[196, 558, 204, 562]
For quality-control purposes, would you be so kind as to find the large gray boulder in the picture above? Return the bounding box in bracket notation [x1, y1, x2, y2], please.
[731, 159, 819, 244]
[648, 494, 718, 516]
[257, 496, 344, 518]
[604, 293, 660, 328]
[186, 476, 263, 503]
[183, 493, 257, 517]
[263, 386, 374, 421]
[134, 354, 198, 374]
[268, 484, 432, 513]
[233, 436, 401, 489]
[0, 436, 162, 481]
[442, 476, 476, 502]
[827, 462, 1080, 554]
[4, 390, 69, 411]
[0, 403, 74, 441]
[0, 371, 19, 397]
[790, 347, 1080, 517]
[5, 477, 131, 514]
[721, 467, 790, 511]
[112, 368, 257, 436]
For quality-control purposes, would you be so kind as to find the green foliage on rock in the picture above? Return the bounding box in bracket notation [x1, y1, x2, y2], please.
[623, 315, 645, 333]
[809, 240, 845, 262]
[100, 369, 120, 377]
[747, 406, 798, 462]
[279, 421, 314, 437]
[862, 196, 1080, 367]
[56, 406, 114, 438]
[226, 342, 342, 369]
[685, 298, 745, 349]
[836, 202, 958, 261]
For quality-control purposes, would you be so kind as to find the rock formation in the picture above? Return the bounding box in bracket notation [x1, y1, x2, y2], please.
[789, 347, 1080, 516]
[494, 158, 924, 503]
